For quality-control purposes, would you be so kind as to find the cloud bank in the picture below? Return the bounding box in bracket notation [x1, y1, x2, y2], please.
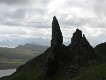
[0, 0, 106, 46]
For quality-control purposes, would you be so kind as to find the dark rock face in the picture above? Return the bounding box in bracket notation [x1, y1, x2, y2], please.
[51, 16, 63, 46]
[45, 16, 63, 76]
[44, 17, 98, 78]
[69, 28, 97, 66]
[71, 28, 82, 45]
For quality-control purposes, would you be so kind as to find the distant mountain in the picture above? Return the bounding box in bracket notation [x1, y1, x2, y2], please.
[0, 38, 50, 48]
[0, 38, 72, 48]
[16, 43, 49, 53]
[0, 43, 48, 69]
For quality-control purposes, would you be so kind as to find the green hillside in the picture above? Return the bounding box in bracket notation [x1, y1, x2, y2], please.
[74, 63, 106, 80]
[0, 43, 48, 69]
[73, 42, 106, 80]
[0, 61, 23, 70]
[0, 47, 39, 69]
[0, 47, 39, 61]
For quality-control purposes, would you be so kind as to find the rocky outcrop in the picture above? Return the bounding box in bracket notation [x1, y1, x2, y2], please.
[0, 16, 99, 80]
[68, 28, 98, 66]
[51, 16, 63, 46]
[44, 17, 98, 78]
[45, 16, 63, 76]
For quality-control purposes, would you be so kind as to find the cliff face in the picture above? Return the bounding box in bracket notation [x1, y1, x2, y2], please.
[0, 17, 98, 80]
[51, 16, 63, 46]
[68, 29, 97, 66]
[45, 16, 63, 77]
[44, 18, 98, 79]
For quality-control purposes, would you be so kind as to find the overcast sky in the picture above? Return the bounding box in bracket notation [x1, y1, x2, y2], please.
[0, 0, 106, 46]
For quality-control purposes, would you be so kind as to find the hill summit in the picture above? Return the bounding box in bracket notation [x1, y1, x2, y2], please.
[0, 16, 98, 80]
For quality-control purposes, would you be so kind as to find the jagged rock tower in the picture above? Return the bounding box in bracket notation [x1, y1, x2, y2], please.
[44, 16, 98, 78]
[45, 16, 63, 76]
[69, 28, 98, 66]
[51, 16, 63, 46]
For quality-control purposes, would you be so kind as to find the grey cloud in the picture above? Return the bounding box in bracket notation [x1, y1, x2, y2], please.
[57, 14, 91, 28]
[0, 0, 49, 28]
[94, 0, 106, 14]
[0, 29, 26, 34]
[60, 18, 87, 27]
[0, 7, 48, 28]
[0, 0, 29, 5]
[0, 0, 105, 47]
[0, 0, 50, 5]
[2, 21, 50, 28]
[4, 7, 46, 20]
[59, 0, 106, 28]
[5, 9, 26, 19]
[87, 33, 106, 46]
[2, 21, 23, 26]
[34, 8, 46, 14]
[24, 22, 50, 28]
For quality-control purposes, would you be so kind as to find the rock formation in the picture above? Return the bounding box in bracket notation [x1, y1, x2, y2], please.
[51, 16, 63, 46]
[44, 17, 98, 78]
[0, 16, 99, 80]
[68, 28, 98, 67]
[45, 16, 63, 76]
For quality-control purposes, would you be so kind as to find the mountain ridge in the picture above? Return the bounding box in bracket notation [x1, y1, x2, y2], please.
[0, 16, 99, 80]
[0, 43, 48, 69]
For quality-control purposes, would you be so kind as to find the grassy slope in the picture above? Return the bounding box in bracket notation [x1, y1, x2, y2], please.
[0, 47, 40, 61]
[73, 42, 106, 80]
[1, 65, 42, 80]
[0, 61, 23, 70]
[74, 63, 106, 80]
[0, 47, 41, 69]
[0, 44, 48, 69]
[0, 49, 67, 80]
[0, 56, 43, 80]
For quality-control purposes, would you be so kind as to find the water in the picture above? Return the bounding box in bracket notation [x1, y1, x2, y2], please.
[0, 69, 16, 78]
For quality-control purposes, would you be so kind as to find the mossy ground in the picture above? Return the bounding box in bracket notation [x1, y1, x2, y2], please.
[74, 43, 106, 80]
[74, 63, 106, 80]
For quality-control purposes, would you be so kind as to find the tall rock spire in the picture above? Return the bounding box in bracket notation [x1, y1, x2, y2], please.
[69, 28, 98, 66]
[45, 16, 63, 76]
[71, 28, 82, 45]
[51, 16, 63, 46]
